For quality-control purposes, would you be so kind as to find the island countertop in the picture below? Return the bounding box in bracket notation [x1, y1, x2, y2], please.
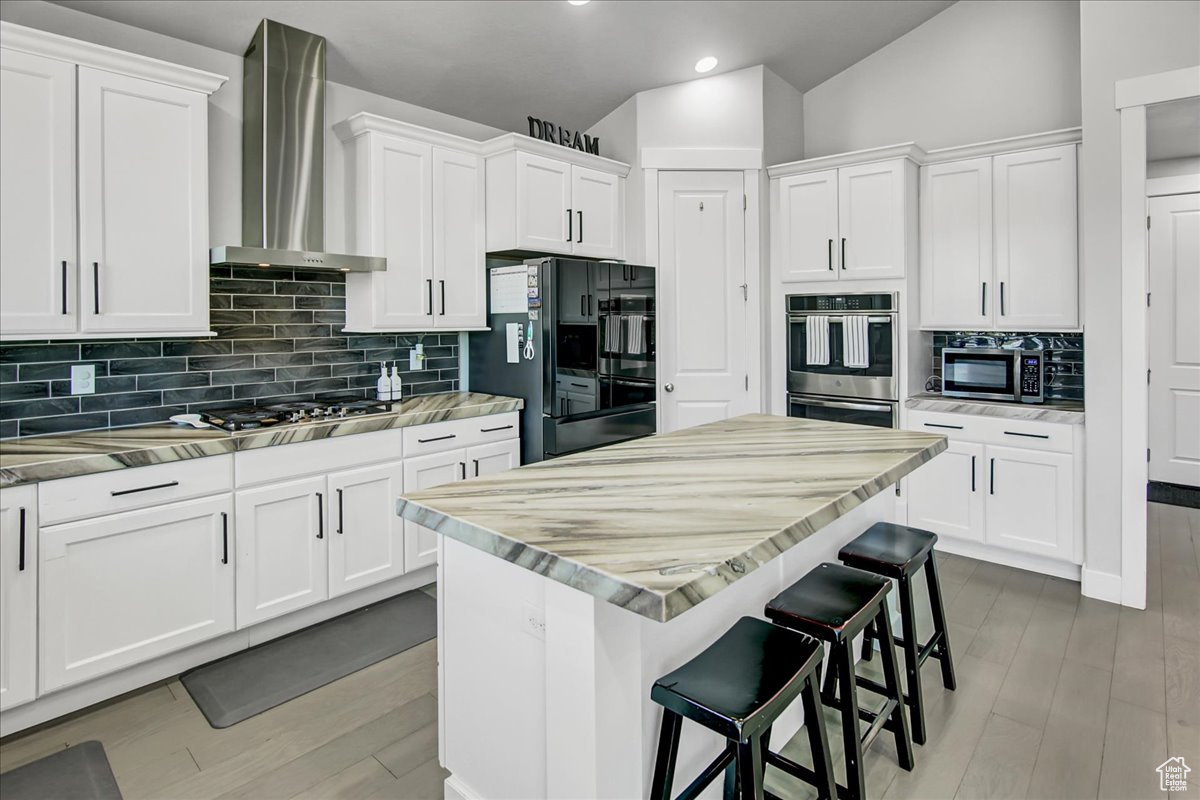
[398, 413, 946, 622]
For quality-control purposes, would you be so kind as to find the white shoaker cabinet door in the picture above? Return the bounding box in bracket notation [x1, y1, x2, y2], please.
[327, 462, 407, 599]
[371, 135, 435, 328]
[235, 476, 328, 627]
[0, 485, 37, 710]
[919, 158, 993, 329]
[515, 152, 572, 255]
[0, 49, 77, 337]
[993, 145, 1078, 329]
[403, 448, 467, 572]
[777, 170, 840, 282]
[77, 66, 209, 334]
[40, 495, 234, 692]
[433, 147, 485, 328]
[906, 440, 985, 543]
[1148, 192, 1200, 487]
[571, 165, 622, 260]
[469, 439, 520, 479]
[838, 160, 907, 281]
[984, 445, 1074, 560]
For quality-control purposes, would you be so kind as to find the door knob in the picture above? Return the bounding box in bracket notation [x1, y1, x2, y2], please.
[664, 383, 675, 392]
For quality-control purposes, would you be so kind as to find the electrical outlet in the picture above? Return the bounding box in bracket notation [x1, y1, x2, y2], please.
[409, 343, 425, 372]
[521, 601, 546, 640]
[70, 364, 96, 394]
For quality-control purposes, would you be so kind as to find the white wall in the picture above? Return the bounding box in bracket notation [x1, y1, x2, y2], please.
[0, 0, 503, 251]
[587, 95, 643, 261]
[1079, 0, 1200, 583]
[762, 67, 804, 166]
[802, 0, 1082, 156]
[1148, 157, 1200, 179]
[636, 65, 766, 152]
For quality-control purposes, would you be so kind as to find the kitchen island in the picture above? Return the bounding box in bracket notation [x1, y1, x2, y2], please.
[398, 414, 945, 800]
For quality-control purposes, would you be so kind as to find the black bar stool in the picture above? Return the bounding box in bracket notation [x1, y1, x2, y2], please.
[839, 522, 957, 746]
[650, 616, 837, 800]
[765, 563, 914, 800]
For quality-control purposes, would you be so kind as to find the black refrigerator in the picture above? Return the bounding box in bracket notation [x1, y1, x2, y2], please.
[468, 258, 656, 464]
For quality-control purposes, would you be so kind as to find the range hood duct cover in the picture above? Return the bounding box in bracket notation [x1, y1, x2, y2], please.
[211, 19, 383, 272]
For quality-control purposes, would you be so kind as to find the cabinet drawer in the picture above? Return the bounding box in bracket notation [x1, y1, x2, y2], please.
[905, 409, 1072, 453]
[235, 429, 404, 488]
[906, 409, 987, 440]
[39, 455, 233, 525]
[402, 412, 519, 457]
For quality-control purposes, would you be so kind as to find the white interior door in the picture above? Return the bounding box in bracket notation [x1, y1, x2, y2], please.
[1148, 192, 1200, 487]
[657, 171, 753, 432]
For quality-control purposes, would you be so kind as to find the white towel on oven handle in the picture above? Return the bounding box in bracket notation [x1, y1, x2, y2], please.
[626, 314, 646, 355]
[805, 315, 830, 366]
[843, 315, 870, 369]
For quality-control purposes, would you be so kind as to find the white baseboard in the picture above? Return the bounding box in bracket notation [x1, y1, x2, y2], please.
[444, 774, 481, 800]
[934, 537, 1081, 582]
[1080, 566, 1124, 605]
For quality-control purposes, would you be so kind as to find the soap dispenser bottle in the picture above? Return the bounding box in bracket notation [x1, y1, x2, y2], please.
[390, 363, 403, 402]
[375, 362, 390, 402]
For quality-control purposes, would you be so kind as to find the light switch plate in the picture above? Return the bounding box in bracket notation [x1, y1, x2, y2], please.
[409, 343, 425, 371]
[70, 364, 96, 394]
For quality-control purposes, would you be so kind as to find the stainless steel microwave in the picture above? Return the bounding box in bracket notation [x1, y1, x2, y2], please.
[941, 348, 1045, 404]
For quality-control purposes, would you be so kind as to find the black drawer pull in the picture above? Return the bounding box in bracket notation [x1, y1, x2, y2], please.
[923, 423, 963, 430]
[971, 456, 976, 493]
[473, 458, 479, 476]
[221, 512, 229, 564]
[990, 458, 995, 495]
[480, 424, 514, 433]
[459, 461, 467, 480]
[418, 433, 457, 443]
[18, 507, 26, 572]
[1004, 431, 1050, 440]
[316, 492, 324, 539]
[111, 480, 179, 496]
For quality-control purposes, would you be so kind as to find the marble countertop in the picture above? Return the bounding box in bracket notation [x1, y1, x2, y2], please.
[397, 414, 946, 623]
[0, 392, 522, 488]
[905, 393, 1085, 424]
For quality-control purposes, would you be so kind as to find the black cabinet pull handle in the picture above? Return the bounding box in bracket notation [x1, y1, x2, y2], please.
[570, 382, 588, 388]
[336, 488, 344, 534]
[1003, 430, 1050, 440]
[971, 456, 976, 493]
[316, 492, 324, 539]
[472, 458, 479, 476]
[417, 433, 456, 443]
[111, 480, 179, 496]
[459, 461, 467, 480]
[623, 264, 629, 281]
[580, 293, 586, 317]
[221, 512, 229, 564]
[577, 210, 583, 243]
[18, 507, 26, 572]
[481, 424, 514, 433]
[93, 262, 100, 314]
[426, 279, 433, 316]
[1000, 282, 1006, 316]
[981, 282, 987, 316]
[827, 239, 833, 271]
[566, 208, 572, 242]
[840, 238, 846, 270]
[439, 280, 446, 316]
[61, 261, 68, 314]
[587, 293, 593, 316]
[989, 458, 995, 495]
[923, 422, 963, 430]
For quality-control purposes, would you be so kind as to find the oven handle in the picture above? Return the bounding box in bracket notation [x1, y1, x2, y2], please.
[788, 315, 894, 324]
[790, 396, 894, 414]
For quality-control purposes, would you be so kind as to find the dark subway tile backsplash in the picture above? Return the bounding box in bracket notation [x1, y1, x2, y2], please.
[0, 268, 461, 438]
[927, 330, 1085, 402]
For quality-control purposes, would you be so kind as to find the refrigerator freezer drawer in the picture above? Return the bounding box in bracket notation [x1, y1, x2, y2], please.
[542, 405, 656, 458]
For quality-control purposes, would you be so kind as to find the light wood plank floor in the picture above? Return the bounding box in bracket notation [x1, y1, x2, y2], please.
[1, 503, 1196, 799]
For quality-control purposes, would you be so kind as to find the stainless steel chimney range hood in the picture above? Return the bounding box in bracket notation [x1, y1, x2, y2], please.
[210, 20, 384, 273]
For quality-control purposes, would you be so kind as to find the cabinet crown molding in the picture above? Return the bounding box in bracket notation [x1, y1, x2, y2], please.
[332, 112, 484, 153]
[479, 132, 631, 177]
[768, 142, 927, 178]
[0, 22, 227, 95]
[921, 127, 1082, 165]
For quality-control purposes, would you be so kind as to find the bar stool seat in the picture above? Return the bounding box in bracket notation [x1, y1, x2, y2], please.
[761, 562, 891, 641]
[839, 522, 957, 747]
[651, 617, 837, 800]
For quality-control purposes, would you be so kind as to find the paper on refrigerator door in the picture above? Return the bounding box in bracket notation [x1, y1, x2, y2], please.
[506, 323, 521, 364]
[490, 265, 529, 314]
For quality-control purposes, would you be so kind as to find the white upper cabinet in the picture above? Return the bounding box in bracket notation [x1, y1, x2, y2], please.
[0, 23, 226, 341]
[770, 152, 916, 284]
[484, 134, 628, 260]
[0, 49, 76, 337]
[337, 114, 485, 332]
[920, 157, 993, 329]
[993, 145, 1079, 329]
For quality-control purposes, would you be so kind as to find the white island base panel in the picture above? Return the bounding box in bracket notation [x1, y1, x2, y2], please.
[437, 490, 895, 800]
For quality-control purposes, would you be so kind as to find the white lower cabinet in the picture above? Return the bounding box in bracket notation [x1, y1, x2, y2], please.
[40, 495, 235, 692]
[327, 462, 407, 599]
[235, 476, 328, 628]
[1, 485, 38, 710]
[983, 445, 1074, 560]
[906, 439, 984, 543]
[470, 439, 521, 478]
[403, 449, 465, 572]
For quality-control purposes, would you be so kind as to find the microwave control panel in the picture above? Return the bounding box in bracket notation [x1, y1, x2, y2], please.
[1020, 355, 1043, 400]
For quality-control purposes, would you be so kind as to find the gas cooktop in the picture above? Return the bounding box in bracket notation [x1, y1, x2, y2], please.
[199, 397, 392, 431]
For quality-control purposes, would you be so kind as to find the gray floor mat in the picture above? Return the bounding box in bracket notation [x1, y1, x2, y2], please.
[0, 741, 122, 800]
[181, 590, 436, 728]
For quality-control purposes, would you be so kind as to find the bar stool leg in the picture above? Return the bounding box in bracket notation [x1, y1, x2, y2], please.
[821, 653, 839, 706]
[835, 641, 867, 800]
[925, 555, 958, 691]
[897, 575, 927, 746]
[723, 748, 737, 800]
[801, 674, 837, 800]
[736, 735, 765, 800]
[860, 622, 874, 662]
[651, 709, 682, 800]
[874, 605, 915, 771]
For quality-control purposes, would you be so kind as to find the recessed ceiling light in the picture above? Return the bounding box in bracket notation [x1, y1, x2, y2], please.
[694, 56, 718, 74]
[567, 1, 591, 5]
